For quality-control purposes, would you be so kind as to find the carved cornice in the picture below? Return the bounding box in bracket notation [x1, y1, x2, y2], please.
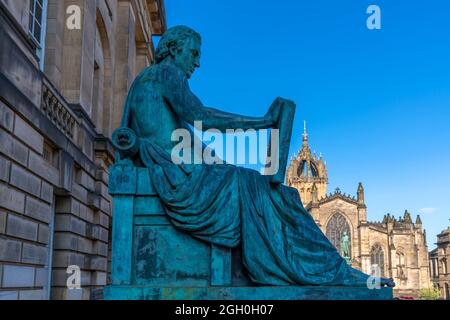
[94, 135, 116, 165]
[146, 0, 166, 35]
[42, 78, 79, 141]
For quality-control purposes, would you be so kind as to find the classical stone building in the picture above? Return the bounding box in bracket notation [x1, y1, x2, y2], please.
[286, 124, 432, 297]
[0, 0, 165, 300]
[429, 227, 450, 299]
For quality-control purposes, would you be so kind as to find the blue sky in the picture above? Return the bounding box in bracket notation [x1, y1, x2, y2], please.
[164, 0, 450, 248]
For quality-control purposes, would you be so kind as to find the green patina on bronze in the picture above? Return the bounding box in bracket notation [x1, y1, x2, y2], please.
[105, 25, 394, 300]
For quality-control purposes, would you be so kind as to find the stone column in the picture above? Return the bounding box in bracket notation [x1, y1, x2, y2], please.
[60, 0, 96, 115]
[359, 225, 371, 274]
[112, 0, 136, 130]
[309, 183, 320, 225]
[135, 41, 150, 74]
[44, 0, 65, 89]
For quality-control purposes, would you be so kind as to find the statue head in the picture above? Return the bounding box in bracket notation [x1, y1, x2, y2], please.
[155, 25, 202, 79]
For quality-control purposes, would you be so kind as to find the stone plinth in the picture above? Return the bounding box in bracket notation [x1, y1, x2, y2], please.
[104, 286, 392, 300]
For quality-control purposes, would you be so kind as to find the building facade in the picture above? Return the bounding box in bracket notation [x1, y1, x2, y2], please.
[286, 124, 432, 297]
[429, 227, 450, 299]
[0, 0, 166, 300]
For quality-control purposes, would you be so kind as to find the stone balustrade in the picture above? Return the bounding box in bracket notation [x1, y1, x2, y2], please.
[41, 78, 78, 141]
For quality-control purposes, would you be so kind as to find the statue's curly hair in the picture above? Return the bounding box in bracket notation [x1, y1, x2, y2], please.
[155, 25, 202, 64]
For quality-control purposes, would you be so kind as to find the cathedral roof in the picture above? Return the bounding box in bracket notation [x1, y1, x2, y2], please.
[316, 187, 358, 206]
[436, 228, 449, 246]
[367, 210, 423, 231]
[438, 226, 450, 236]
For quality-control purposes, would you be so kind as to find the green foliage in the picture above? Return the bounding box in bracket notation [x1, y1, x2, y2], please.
[419, 287, 441, 300]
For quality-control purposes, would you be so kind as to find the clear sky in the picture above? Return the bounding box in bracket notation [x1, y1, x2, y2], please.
[163, 0, 450, 249]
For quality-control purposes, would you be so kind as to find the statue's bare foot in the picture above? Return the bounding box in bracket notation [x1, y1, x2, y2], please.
[381, 277, 396, 287]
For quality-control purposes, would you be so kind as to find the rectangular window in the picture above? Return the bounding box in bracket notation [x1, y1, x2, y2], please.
[43, 140, 59, 169]
[29, 0, 48, 70]
[73, 164, 83, 185]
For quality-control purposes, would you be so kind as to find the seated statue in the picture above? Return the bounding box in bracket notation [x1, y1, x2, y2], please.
[114, 25, 395, 288]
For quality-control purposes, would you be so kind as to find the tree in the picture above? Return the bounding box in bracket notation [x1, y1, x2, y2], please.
[419, 287, 441, 300]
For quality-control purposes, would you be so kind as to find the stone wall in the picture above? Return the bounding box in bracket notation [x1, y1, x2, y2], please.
[0, 0, 166, 300]
[0, 105, 52, 300]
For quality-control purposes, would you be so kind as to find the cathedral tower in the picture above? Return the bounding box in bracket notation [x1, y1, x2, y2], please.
[286, 122, 328, 206]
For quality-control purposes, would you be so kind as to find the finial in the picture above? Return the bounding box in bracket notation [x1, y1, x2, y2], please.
[404, 210, 412, 223]
[357, 182, 365, 203]
[302, 120, 308, 147]
[415, 215, 422, 225]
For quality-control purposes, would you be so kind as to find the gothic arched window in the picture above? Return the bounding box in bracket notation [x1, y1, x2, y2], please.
[94, 9, 113, 137]
[371, 244, 385, 277]
[297, 160, 319, 178]
[441, 259, 447, 274]
[326, 213, 351, 257]
[396, 251, 406, 280]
